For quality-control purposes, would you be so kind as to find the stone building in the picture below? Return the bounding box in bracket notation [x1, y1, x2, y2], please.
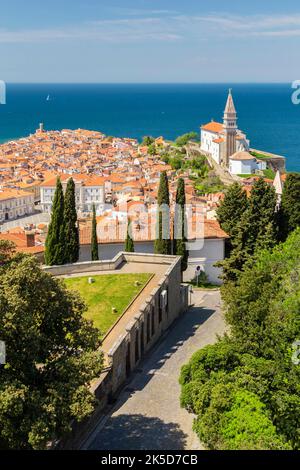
[200, 89, 250, 169]
[43, 252, 189, 448]
[40, 174, 105, 215]
[0, 188, 35, 222]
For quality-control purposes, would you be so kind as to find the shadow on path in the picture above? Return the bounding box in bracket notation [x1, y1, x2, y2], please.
[89, 414, 188, 450]
[115, 305, 216, 403]
[87, 299, 218, 450]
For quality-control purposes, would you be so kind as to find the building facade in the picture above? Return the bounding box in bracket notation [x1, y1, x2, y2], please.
[200, 89, 250, 169]
[40, 174, 105, 215]
[0, 189, 35, 222]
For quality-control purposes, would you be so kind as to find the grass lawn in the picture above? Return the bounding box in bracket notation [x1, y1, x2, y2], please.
[250, 151, 271, 160]
[263, 168, 275, 180]
[64, 273, 152, 336]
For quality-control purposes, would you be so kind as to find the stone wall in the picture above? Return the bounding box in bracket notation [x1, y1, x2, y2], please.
[78, 239, 226, 285]
[106, 256, 184, 395]
[46, 253, 189, 449]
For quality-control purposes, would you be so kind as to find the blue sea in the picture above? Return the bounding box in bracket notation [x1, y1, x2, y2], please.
[0, 83, 299, 172]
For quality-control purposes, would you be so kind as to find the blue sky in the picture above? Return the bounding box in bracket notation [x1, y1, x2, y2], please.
[1, 0, 300, 82]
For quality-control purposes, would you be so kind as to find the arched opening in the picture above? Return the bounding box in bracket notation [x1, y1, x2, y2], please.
[140, 321, 145, 356]
[126, 341, 131, 377]
[135, 329, 139, 363]
[151, 306, 155, 336]
[146, 314, 150, 343]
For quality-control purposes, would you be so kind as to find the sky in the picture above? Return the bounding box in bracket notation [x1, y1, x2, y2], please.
[1, 0, 300, 83]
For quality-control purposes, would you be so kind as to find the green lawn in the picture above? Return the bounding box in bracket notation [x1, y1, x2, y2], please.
[64, 273, 152, 335]
[263, 168, 275, 180]
[250, 151, 271, 160]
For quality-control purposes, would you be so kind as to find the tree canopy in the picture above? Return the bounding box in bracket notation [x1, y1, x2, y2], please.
[175, 132, 198, 147]
[216, 182, 248, 238]
[45, 177, 66, 266]
[125, 220, 135, 253]
[219, 178, 278, 282]
[154, 171, 171, 255]
[0, 255, 102, 449]
[279, 172, 300, 240]
[91, 204, 99, 261]
[142, 136, 155, 146]
[173, 178, 188, 272]
[0, 239, 16, 265]
[180, 228, 300, 450]
[64, 178, 79, 263]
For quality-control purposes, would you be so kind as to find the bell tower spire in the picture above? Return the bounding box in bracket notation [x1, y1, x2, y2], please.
[223, 89, 237, 166]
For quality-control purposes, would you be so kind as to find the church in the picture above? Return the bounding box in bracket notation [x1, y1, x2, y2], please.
[200, 90, 261, 175]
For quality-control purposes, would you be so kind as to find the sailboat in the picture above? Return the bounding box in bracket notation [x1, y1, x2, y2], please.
[46, 94, 50, 101]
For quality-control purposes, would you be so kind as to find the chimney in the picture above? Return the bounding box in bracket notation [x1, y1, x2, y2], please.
[25, 231, 35, 247]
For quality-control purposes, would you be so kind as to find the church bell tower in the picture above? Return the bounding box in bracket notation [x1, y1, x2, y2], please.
[223, 89, 237, 167]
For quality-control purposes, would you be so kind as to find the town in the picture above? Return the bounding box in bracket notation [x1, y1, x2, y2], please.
[0, 91, 286, 284]
[1, 89, 299, 453]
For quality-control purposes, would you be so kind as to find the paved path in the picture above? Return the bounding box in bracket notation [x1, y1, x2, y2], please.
[82, 290, 226, 451]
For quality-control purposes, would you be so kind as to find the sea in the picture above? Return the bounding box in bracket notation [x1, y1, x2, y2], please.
[0, 83, 299, 172]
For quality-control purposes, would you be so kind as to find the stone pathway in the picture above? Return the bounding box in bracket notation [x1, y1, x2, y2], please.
[82, 290, 226, 450]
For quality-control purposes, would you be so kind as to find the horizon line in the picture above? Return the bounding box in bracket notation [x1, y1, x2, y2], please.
[4, 81, 293, 85]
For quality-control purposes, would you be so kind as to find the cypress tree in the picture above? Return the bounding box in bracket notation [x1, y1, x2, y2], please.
[91, 204, 99, 261]
[45, 177, 66, 265]
[154, 171, 171, 255]
[64, 178, 79, 263]
[125, 219, 135, 252]
[219, 178, 278, 283]
[216, 182, 249, 238]
[245, 178, 278, 253]
[173, 177, 188, 272]
[280, 173, 300, 240]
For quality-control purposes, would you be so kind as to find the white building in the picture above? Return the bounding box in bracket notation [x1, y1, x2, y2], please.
[78, 219, 229, 285]
[40, 174, 105, 215]
[200, 89, 250, 169]
[229, 151, 258, 175]
[0, 189, 35, 222]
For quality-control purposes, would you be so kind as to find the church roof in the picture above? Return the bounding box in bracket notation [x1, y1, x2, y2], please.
[224, 89, 236, 114]
[201, 121, 223, 133]
[230, 151, 255, 161]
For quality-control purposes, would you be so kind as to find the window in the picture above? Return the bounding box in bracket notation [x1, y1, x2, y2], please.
[146, 314, 150, 343]
[151, 305, 155, 336]
[135, 330, 139, 363]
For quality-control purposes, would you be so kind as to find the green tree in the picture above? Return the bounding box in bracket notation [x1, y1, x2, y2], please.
[91, 204, 99, 261]
[220, 178, 278, 282]
[64, 178, 79, 263]
[280, 173, 300, 239]
[154, 171, 171, 255]
[173, 178, 188, 272]
[45, 177, 66, 265]
[125, 220, 135, 253]
[193, 387, 290, 450]
[0, 255, 102, 449]
[142, 136, 155, 146]
[0, 240, 16, 265]
[169, 156, 183, 170]
[180, 229, 300, 450]
[175, 132, 198, 147]
[147, 143, 157, 156]
[216, 182, 249, 238]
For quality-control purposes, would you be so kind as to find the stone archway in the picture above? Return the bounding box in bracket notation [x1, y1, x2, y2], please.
[126, 341, 131, 377]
